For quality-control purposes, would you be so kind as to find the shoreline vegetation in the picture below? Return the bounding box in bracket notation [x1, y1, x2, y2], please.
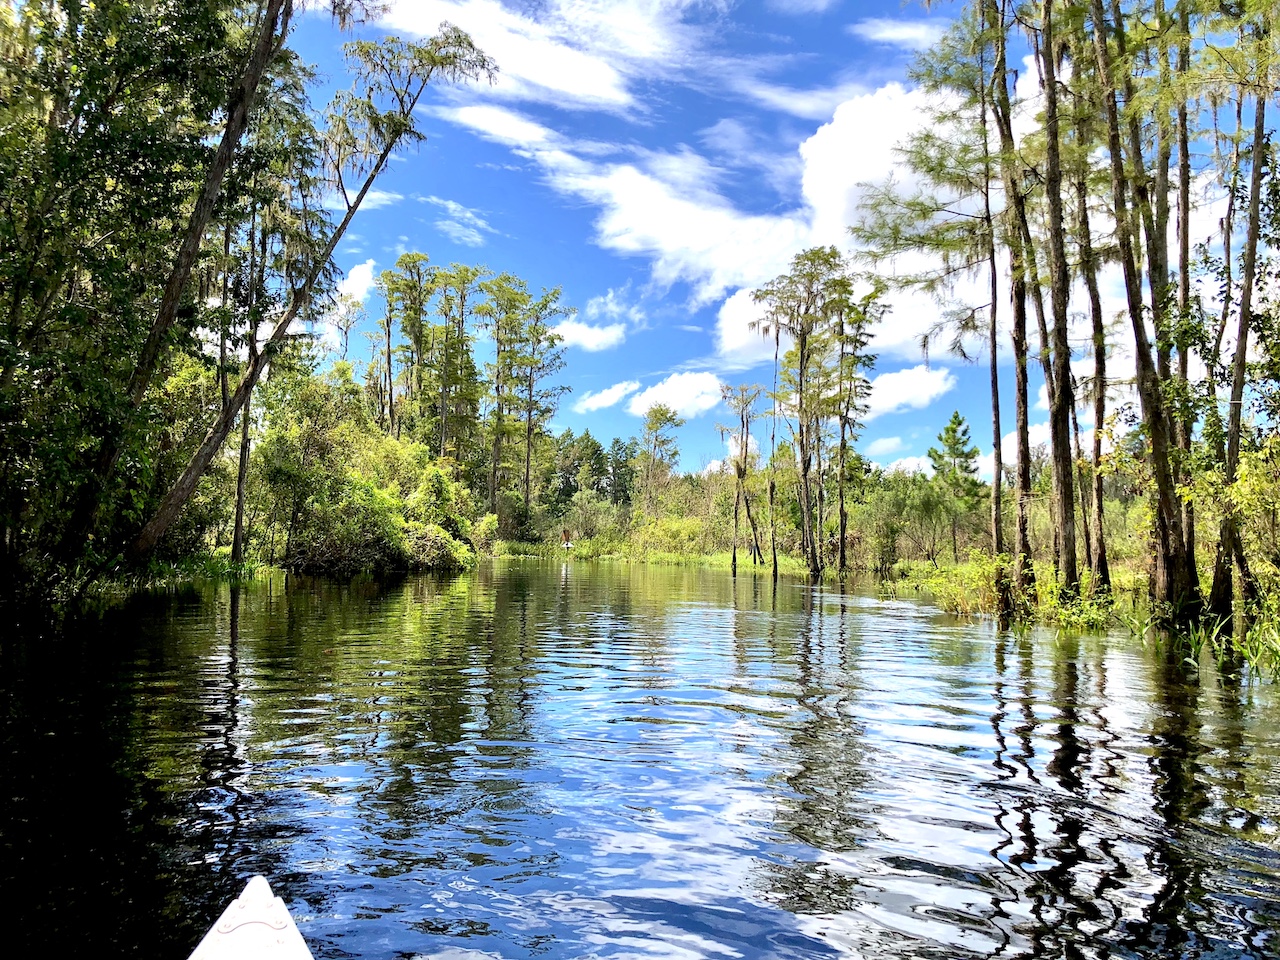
[112, 546, 1280, 679]
[4, 4, 1280, 678]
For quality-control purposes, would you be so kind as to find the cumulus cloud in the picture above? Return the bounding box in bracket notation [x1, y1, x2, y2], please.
[865, 436, 906, 457]
[885, 455, 933, 475]
[628, 371, 724, 417]
[338, 259, 377, 302]
[419, 6, 983, 376]
[552, 318, 628, 351]
[847, 18, 949, 50]
[585, 286, 646, 327]
[573, 380, 641, 413]
[866, 365, 958, 420]
[714, 290, 780, 367]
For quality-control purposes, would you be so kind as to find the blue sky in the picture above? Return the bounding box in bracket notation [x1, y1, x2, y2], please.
[292, 0, 1054, 475]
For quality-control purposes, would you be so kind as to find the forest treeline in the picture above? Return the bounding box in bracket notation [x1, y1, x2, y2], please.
[3, 0, 1280, 639]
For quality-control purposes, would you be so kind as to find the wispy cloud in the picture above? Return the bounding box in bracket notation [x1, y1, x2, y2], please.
[324, 189, 404, 212]
[421, 195, 497, 247]
[585, 286, 647, 328]
[733, 78, 867, 120]
[847, 18, 948, 51]
[383, 0, 716, 113]
[573, 380, 641, 413]
[767, 0, 839, 12]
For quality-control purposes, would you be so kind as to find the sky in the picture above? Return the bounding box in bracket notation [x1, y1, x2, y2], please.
[291, 0, 1052, 475]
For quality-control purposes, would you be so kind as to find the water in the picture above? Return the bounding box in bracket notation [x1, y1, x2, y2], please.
[3, 562, 1280, 959]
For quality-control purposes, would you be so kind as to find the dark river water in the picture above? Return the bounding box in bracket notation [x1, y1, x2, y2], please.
[3, 562, 1280, 959]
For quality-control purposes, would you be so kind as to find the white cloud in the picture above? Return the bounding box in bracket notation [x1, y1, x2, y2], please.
[767, 0, 839, 11]
[733, 78, 869, 121]
[699, 118, 754, 157]
[886, 455, 933, 475]
[552, 318, 628, 351]
[384, 0, 716, 113]
[1036, 383, 1050, 411]
[443, 80, 939, 323]
[573, 380, 641, 413]
[585, 286, 646, 327]
[324, 189, 402, 212]
[549, 161, 810, 303]
[847, 19, 949, 50]
[361, 189, 404, 210]
[441, 104, 556, 146]
[421, 195, 497, 248]
[628, 371, 724, 417]
[865, 436, 906, 457]
[338, 259, 377, 302]
[714, 289, 783, 367]
[866, 365, 957, 420]
[801, 81, 937, 249]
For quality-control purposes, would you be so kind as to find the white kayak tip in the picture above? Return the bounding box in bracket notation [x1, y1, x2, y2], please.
[187, 875, 316, 960]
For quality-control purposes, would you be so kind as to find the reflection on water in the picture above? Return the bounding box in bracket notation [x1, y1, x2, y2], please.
[3, 563, 1280, 959]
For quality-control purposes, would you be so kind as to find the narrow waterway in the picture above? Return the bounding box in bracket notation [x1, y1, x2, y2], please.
[3, 562, 1278, 958]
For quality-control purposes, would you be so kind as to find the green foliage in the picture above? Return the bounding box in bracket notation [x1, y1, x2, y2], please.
[470, 513, 499, 554]
[405, 521, 475, 573]
[632, 515, 706, 555]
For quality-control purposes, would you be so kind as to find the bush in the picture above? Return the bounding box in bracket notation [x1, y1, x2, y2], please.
[632, 515, 705, 554]
[471, 513, 499, 554]
[287, 474, 409, 577]
[406, 521, 475, 572]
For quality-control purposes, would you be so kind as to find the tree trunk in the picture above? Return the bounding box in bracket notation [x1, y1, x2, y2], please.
[1037, 0, 1079, 595]
[127, 136, 400, 561]
[385, 313, 395, 437]
[1089, 0, 1199, 621]
[1212, 75, 1268, 622]
[231, 392, 252, 566]
[1074, 136, 1112, 591]
[61, 0, 292, 559]
[732, 483, 741, 576]
[129, 0, 290, 405]
[524, 374, 535, 512]
[743, 484, 762, 564]
[1071, 389, 1094, 576]
[989, 0, 1035, 601]
[1175, 1, 1196, 571]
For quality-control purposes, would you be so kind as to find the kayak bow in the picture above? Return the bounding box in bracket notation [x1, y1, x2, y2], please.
[186, 875, 315, 960]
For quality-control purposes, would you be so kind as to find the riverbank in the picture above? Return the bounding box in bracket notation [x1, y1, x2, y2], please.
[78, 543, 1280, 679]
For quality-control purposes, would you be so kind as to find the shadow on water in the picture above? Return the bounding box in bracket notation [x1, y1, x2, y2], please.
[3, 563, 1280, 959]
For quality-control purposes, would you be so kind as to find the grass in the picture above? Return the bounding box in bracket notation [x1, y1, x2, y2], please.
[490, 537, 810, 574]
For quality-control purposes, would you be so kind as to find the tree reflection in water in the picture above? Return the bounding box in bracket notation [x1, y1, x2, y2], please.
[4, 567, 1280, 959]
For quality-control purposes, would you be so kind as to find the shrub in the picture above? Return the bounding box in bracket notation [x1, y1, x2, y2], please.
[470, 513, 499, 554]
[406, 522, 475, 572]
